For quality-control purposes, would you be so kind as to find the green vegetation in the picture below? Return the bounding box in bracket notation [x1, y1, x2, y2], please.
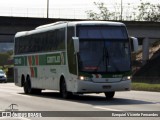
[0, 50, 14, 83]
[132, 82, 160, 92]
[0, 53, 10, 69]
[86, 2, 160, 22]
[132, 40, 160, 92]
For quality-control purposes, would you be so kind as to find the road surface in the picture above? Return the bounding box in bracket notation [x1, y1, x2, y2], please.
[0, 83, 159, 120]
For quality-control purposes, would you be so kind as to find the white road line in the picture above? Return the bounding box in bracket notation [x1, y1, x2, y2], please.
[0, 117, 31, 120]
[94, 106, 123, 111]
[10, 93, 32, 98]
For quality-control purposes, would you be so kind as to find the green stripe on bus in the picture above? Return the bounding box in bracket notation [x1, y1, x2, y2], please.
[34, 67, 37, 78]
[14, 52, 66, 66]
[24, 56, 27, 66]
[39, 55, 46, 65]
[14, 56, 25, 66]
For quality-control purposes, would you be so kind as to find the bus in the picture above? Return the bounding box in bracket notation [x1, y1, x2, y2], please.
[14, 21, 138, 99]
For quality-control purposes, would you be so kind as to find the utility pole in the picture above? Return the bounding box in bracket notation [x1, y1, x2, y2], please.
[121, 0, 123, 20]
[47, 0, 49, 18]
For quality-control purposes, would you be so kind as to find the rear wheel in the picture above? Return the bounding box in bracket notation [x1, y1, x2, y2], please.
[104, 92, 115, 100]
[23, 77, 41, 94]
[23, 78, 32, 94]
[60, 79, 72, 99]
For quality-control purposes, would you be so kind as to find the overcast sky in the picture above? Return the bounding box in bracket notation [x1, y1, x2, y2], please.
[0, 0, 158, 8]
[0, 0, 159, 18]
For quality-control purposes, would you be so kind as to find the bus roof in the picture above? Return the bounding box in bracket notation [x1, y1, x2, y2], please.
[67, 21, 125, 26]
[15, 21, 125, 38]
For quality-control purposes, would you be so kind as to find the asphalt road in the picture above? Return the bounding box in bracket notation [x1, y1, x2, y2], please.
[0, 83, 160, 120]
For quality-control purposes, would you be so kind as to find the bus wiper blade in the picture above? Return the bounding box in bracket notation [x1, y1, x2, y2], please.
[94, 43, 106, 72]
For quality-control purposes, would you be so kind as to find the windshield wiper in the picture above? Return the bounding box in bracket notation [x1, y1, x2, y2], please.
[94, 41, 109, 73]
[105, 47, 109, 70]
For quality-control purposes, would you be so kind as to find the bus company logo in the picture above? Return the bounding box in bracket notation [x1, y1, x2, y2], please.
[47, 55, 61, 64]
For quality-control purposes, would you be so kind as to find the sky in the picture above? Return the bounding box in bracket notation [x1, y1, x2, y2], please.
[0, 0, 159, 18]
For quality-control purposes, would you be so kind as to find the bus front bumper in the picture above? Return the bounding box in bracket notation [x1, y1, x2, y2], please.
[76, 80, 131, 93]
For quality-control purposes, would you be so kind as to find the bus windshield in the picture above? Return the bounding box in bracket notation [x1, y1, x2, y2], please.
[77, 26, 131, 73]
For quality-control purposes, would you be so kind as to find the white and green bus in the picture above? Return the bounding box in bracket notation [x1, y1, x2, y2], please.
[14, 21, 138, 99]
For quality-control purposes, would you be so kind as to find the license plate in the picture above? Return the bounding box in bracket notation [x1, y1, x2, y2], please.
[102, 85, 111, 89]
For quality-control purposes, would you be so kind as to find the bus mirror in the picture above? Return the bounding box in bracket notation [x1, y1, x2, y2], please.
[130, 37, 139, 52]
[72, 37, 79, 53]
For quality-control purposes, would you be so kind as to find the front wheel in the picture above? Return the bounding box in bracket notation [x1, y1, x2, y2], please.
[60, 79, 72, 99]
[104, 92, 115, 100]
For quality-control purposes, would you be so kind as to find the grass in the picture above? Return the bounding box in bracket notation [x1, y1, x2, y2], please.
[132, 82, 160, 92]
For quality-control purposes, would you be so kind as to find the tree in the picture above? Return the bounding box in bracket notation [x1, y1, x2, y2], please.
[86, 2, 114, 20]
[86, 1, 160, 22]
[137, 2, 160, 22]
[0, 52, 10, 68]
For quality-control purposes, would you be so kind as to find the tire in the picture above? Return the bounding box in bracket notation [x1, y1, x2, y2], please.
[24, 78, 42, 94]
[24, 78, 32, 94]
[60, 79, 72, 99]
[104, 92, 115, 100]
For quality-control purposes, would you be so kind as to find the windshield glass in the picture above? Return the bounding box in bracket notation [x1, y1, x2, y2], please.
[77, 26, 131, 73]
[78, 26, 128, 39]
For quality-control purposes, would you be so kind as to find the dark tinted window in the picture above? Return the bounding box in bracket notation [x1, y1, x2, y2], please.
[15, 28, 65, 55]
[78, 26, 128, 39]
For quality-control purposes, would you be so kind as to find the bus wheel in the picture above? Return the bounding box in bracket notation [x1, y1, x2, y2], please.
[60, 79, 72, 99]
[24, 78, 33, 94]
[104, 92, 115, 100]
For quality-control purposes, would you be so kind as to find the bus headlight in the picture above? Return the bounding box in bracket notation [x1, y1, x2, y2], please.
[79, 76, 91, 81]
[79, 76, 85, 80]
[121, 76, 131, 81]
[127, 76, 131, 80]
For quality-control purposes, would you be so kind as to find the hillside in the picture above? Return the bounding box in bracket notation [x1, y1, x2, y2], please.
[133, 40, 160, 84]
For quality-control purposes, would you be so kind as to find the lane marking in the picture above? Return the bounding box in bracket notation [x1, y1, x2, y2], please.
[94, 106, 123, 111]
[11, 93, 32, 98]
[0, 117, 31, 120]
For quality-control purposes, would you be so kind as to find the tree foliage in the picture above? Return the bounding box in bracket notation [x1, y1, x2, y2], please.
[86, 1, 160, 22]
[137, 2, 160, 22]
[0, 53, 10, 68]
[86, 2, 114, 20]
